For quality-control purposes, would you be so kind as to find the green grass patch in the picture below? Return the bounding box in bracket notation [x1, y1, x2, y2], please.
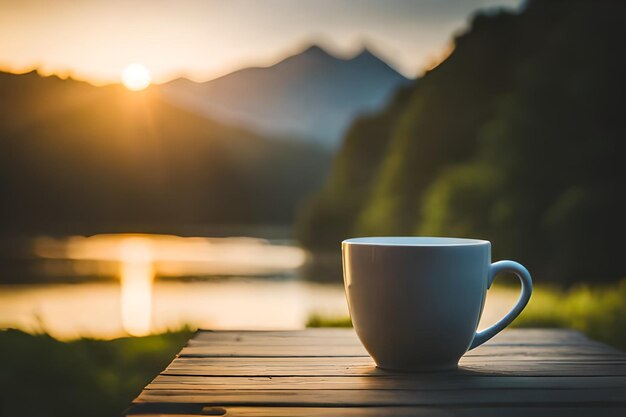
[0, 328, 192, 417]
[511, 280, 626, 350]
[306, 314, 353, 328]
[307, 280, 626, 351]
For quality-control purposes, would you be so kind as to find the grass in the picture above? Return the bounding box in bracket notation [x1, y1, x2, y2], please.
[307, 280, 626, 351]
[307, 314, 353, 328]
[0, 328, 192, 417]
[511, 280, 626, 349]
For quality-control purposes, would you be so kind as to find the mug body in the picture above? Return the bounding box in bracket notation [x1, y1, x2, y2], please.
[342, 237, 491, 371]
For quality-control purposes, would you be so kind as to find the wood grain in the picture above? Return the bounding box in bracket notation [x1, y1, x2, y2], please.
[190, 328, 597, 345]
[147, 375, 626, 391]
[136, 387, 626, 405]
[126, 405, 626, 417]
[164, 356, 626, 377]
[179, 344, 623, 358]
[180, 328, 622, 358]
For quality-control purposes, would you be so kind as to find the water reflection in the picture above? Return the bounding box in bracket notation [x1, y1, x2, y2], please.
[31, 234, 307, 336]
[0, 280, 349, 340]
[34, 234, 306, 274]
[119, 238, 154, 336]
[0, 234, 519, 340]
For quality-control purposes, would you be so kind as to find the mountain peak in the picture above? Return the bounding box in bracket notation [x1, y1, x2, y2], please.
[298, 44, 337, 60]
[302, 44, 326, 54]
[162, 42, 411, 147]
[300, 44, 379, 63]
[356, 46, 375, 56]
[351, 46, 382, 62]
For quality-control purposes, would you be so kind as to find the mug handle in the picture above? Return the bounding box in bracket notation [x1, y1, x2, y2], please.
[469, 260, 532, 350]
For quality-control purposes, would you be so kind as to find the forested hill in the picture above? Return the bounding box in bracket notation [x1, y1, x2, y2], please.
[297, 0, 626, 283]
[0, 71, 330, 235]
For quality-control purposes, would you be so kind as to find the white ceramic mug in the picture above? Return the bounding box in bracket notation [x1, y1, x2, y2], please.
[342, 237, 532, 371]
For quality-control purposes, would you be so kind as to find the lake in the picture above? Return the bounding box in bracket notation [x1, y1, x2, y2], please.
[0, 233, 518, 340]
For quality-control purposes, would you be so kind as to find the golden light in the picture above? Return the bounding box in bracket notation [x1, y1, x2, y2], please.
[118, 237, 154, 336]
[32, 234, 307, 337]
[121, 63, 152, 91]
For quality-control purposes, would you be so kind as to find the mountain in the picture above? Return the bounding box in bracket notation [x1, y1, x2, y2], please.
[162, 45, 411, 148]
[297, 0, 626, 283]
[0, 70, 331, 236]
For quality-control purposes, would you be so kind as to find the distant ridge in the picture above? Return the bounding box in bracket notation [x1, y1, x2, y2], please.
[162, 44, 411, 148]
[0, 70, 331, 235]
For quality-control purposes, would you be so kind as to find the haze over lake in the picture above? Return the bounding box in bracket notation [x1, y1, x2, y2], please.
[0, 233, 518, 340]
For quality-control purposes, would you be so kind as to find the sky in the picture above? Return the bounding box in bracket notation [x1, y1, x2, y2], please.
[0, 0, 523, 85]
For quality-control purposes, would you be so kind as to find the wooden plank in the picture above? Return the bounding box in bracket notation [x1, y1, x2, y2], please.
[180, 345, 368, 357]
[169, 356, 626, 369]
[164, 356, 626, 377]
[126, 405, 626, 417]
[135, 387, 626, 406]
[182, 328, 622, 357]
[191, 328, 597, 346]
[180, 344, 623, 358]
[147, 375, 626, 391]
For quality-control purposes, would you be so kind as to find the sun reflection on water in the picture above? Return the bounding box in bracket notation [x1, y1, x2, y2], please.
[4, 234, 519, 340]
[32, 234, 307, 336]
[119, 238, 154, 336]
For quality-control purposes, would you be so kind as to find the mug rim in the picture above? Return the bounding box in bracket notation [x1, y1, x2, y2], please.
[342, 236, 490, 247]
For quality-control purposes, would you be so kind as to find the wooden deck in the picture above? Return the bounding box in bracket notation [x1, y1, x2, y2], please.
[124, 328, 626, 416]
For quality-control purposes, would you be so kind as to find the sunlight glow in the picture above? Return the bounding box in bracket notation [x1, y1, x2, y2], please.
[119, 238, 154, 336]
[32, 234, 307, 336]
[18, 233, 515, 340]
[121, 64, 152, 91]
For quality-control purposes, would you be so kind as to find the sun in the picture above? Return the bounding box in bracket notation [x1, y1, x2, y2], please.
[121, 64, 152, 91]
